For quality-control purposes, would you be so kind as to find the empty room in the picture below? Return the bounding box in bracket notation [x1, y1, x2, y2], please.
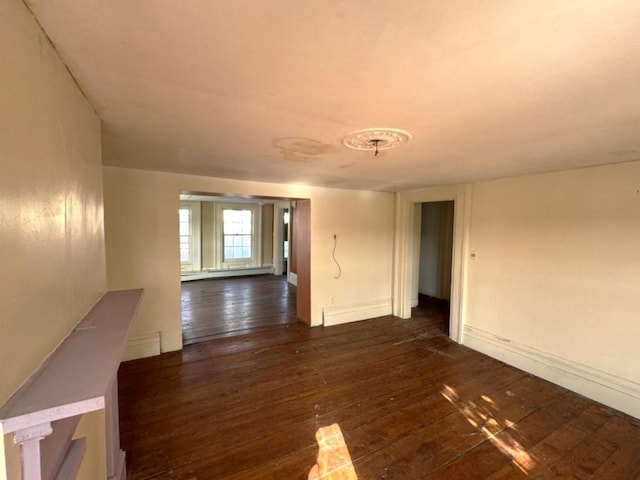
[1, 1, 639, 479]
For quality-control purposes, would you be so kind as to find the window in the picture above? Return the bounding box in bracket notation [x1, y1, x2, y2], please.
[215, 203, 261, 269]
[179, 202, 201, 272]
[179, 198, 262, 274]
[179, 208, 191, 263]
[223, 209, 253, 260]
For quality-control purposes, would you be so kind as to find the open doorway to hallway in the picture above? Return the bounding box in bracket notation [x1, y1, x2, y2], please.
[413, 201, 454, 336]
[178, 192, 310, 344]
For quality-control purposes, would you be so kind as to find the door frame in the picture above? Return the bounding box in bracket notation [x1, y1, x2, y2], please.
[272, 202, 290, 276]
[392, 184, 472, 343]
[291, 199, 311, 324]
[179, 190, 311, 325]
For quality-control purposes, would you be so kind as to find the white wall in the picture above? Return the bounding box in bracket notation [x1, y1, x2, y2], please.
[464, 160, 640, 418]
[0, 0, 106, 477]
[103, 167, 395, 354]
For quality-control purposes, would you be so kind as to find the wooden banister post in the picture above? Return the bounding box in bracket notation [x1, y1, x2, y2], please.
[14, 422, 53, 480]
[105, 377, 125, 480]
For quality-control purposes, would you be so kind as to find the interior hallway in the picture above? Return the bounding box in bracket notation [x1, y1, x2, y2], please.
[119, 298, 640, 479]
[181, 275, 298, 344]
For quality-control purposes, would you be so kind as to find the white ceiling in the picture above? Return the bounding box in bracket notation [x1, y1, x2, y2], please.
[27, 0, 640, 191]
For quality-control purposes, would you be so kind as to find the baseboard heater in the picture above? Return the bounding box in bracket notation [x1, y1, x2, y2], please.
[181, 266, 274, 281]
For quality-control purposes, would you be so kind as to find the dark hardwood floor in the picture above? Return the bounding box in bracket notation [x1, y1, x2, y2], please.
[181, 275, 297, 344]
[119, 298, 640, 479]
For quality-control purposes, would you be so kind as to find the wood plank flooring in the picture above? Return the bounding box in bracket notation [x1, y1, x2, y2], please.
[119, 298, 640, 479]
[181, 275, 297, 344]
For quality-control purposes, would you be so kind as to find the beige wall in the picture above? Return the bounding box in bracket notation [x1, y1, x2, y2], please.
[201, 202, 215, 269]
[397, 161, 640, 417]
[261, 204, 274, 266]
[0, 0, 106, 478]
[462, 160, 640, 416]
[466, 161, 640, 374]
[103, 167, 395, 351]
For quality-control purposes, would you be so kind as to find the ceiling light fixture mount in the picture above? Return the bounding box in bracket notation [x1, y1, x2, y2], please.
[342, 128, 412, 156]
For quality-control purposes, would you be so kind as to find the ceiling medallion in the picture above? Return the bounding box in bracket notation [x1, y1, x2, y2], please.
[342, 128, 412, 156]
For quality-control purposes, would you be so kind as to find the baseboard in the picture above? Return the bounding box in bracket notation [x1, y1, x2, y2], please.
[323, 299, 392, 327]
[181, 266, 274, 281]
[411, 296, 419, 308]
[122, 331, 161, 361]
[288, 272, 298, 286]
[107, 450, 126, 480]
[463, 325, 640, 420]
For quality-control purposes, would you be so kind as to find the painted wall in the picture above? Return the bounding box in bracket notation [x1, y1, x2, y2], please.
[103, 167, 394, 353]
[261, 204, 274, 266]
[201, 202, 215, 268]
[464, 160, 640, 416]
[0, 0, 106, 477]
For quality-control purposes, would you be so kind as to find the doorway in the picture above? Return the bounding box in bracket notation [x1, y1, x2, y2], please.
[393, 184, 469, 343]
[272, 204, 290, 276]
[178, 192, 311, 344]
[414, 201, 454, 336]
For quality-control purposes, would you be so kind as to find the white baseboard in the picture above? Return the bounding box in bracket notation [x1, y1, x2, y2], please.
[107, 450, 126, 480]
[463, 325, 640, 420]
[288, 272, 297, 286]
[411, 296, 419, 308]
[122, 331, 161, 361]
[181, 266, 274, 281]
[323, 299, 392, 327]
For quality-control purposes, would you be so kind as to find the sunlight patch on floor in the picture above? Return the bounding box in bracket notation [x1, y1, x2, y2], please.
[441, 384, 536, 474]
[308, 424, 358, 480]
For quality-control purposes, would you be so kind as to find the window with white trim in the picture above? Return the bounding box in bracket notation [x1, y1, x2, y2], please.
[216, 203, 260, 269]
[179, 208, 191, 263]
[223, 209, 253, 260]
[179, 201, 201, 272]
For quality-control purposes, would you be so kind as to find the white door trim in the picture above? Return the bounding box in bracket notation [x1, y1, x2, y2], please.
[272, 202, 290, 276]
[393, 184, 472, 343]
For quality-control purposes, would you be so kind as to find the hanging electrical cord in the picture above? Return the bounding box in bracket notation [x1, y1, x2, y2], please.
[332, 234, 342, 279]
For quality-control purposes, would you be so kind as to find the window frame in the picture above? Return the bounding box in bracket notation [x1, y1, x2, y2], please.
[214, 202, 261, 270]
[179, 201, 201, 272]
